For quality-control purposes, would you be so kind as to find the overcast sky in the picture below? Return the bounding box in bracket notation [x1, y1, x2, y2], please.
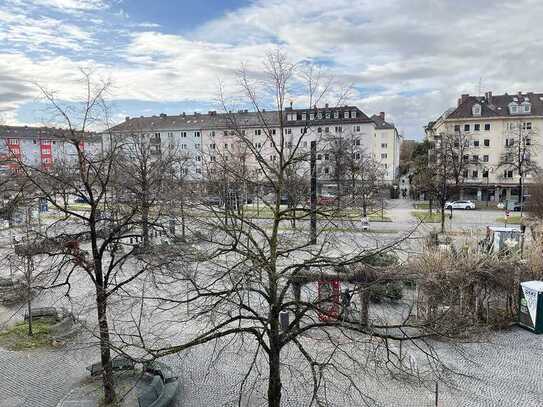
[1, 0, 543, 139]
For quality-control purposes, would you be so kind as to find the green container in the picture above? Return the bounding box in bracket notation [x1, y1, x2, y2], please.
[518, 281, 543, 334]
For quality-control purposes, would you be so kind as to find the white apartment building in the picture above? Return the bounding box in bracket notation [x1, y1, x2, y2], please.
[426, 91, 543, 202]
[110, 106, 401, 190]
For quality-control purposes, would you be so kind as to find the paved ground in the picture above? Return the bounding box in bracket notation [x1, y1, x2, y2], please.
[0, 199, 539, 406]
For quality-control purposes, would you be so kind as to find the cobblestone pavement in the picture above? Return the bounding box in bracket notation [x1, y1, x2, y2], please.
[0, 345, 90, 407]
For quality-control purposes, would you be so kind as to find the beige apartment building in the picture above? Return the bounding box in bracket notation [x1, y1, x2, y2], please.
[110, 105, 401, 192]
[425, 91, 543, 203]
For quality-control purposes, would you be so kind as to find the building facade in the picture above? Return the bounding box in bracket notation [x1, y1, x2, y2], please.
[426, 91, 543, 202]
[110, 105, 401, 189]
[0, 126, 101, 173]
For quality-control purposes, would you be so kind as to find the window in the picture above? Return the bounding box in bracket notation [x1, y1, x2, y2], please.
[317, 154, 322, 160]
[224, 143, 228, 149]
[506, 138, 515, 147]
[381, 153, 387, 159]
[474, 124, 481, 131]
[196, 168, 201, 174]
[473, 140, 479, 147]
[270, 155, 276, 161]
[310, 113, 315, 120]
[335, 126, 342, 133]
[255, 129, 261, 136]
[354, 125, 361, 132]
[353, 139, 361, 146]
[181, 144, 187, 150]
[472, 170, 478, 178]
[472, 103, 481, 116]
[510, 103, 518, 114]
[210, 131, 215, 137]
[522, 102, 531, 113]
[343, 111, 349, 119]
[381, 143, 387, 148]
[454, 125, 461, 132]
[302, 113, 307, 121]
[334, 111, 339, 119]
[526, 138, 532, 146]
[285, 128, 292, 135]
[195, 143, 200, 149]
[464, 124, 470, 132]
[504, 170, 513, 178]
[483, 155, 489, 162]
[33, 139, 36, 144]
[523, 122, 532, 130]
[195, 131, 200, 137]
[351, 111, 357, 118]
[324, 154, 329, 161]
[324, 167, 329, 175]
[181, 132, 187, 138]
[463, 154, 469, 161]
[271, 129, 276, 135]
[463, 170, 469, 178]
[210, 156, 216, 162]
[483, 170, 489, 178]
[317, 127, 322, 133]
[196, 156, 201, 161]
[325, 127, 329, 133]
[484, 139, 490, 147]
[472, 155, 479, 162]
[484, 123, 491, 131]
[317, 112, 322, 119]
[325, 112, 331, 119]
[300, 128, 306, 134]
[210, 143, 216, 149]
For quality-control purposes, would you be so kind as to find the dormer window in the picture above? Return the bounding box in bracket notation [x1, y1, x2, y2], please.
[522, 102, 531, 113]
[472, 103, 481, 116]
[509, 103, 519, 114]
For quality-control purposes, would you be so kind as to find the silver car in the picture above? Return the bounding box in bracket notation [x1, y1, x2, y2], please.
[445, 200, 476, 210]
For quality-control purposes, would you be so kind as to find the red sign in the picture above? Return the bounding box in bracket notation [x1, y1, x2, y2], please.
[317, 279, 340, 321]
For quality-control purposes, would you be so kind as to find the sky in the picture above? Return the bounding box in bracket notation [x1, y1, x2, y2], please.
[1, 0, 543, 139]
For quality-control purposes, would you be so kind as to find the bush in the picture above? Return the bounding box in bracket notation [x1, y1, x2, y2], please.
[369, 282, 403, 303]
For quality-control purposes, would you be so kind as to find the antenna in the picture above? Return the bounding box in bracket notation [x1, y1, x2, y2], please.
[478, 76, 484, 97]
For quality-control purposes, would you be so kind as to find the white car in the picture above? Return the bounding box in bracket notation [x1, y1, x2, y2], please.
[445, 200, 476, 210]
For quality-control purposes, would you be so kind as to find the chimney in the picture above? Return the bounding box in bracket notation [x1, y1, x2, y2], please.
[159, 113, 166, 118]
[289, 101, 293, 109]
[485, 91, 493, 105]
[125, 116, 130, 122]
[458, 93, 469, 107]
[182, 112, 186, 117]
[325, 103, 329, 108]
[379, 112, 385, 120]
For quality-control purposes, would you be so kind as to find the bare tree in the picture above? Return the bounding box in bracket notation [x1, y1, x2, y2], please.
[131, 52, 453, 407]
[11, 70, 167, 404]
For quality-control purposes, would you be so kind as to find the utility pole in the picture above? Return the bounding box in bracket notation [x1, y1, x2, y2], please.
[310, 141, 317, 245]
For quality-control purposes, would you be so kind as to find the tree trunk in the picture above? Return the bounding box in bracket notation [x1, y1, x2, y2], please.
[96, 288, 115, 404]
[267, 344, 282, 407]
[362, 196, 367, 217]
[26, 255, 33, 336]
[440, 204, 445, 234]
[359, 286, 369, 326]
[142, 201, 149, 248]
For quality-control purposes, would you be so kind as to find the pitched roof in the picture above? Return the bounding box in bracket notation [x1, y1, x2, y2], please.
[370, 114, 395, 130]
[109, 106, 373, 133]
[0, 125, 96, 140]
[446, 92, 543, 120]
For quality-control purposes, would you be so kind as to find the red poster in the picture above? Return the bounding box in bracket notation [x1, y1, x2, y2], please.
[318, 279, 340, 321]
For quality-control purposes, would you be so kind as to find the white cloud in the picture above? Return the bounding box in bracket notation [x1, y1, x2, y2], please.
[3, 0, 543, 137]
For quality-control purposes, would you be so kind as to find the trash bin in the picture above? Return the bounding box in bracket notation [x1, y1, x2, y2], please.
[518, 281, 543, 334]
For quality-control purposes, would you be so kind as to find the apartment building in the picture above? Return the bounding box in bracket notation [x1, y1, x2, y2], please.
[110, 105, 401, 189]
[371, 112, 401, 182]
[425, 91, 543, 202]
[0, 125, 101, 173]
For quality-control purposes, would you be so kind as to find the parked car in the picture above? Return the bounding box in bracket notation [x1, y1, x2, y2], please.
[512, 202, 524, 212]
[317, 195, 337, 206]
[204, 196, 223, 206]
[445, 200, 475, 210]
[360, 217, 370, 231]
[74, 196, 90, 204]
